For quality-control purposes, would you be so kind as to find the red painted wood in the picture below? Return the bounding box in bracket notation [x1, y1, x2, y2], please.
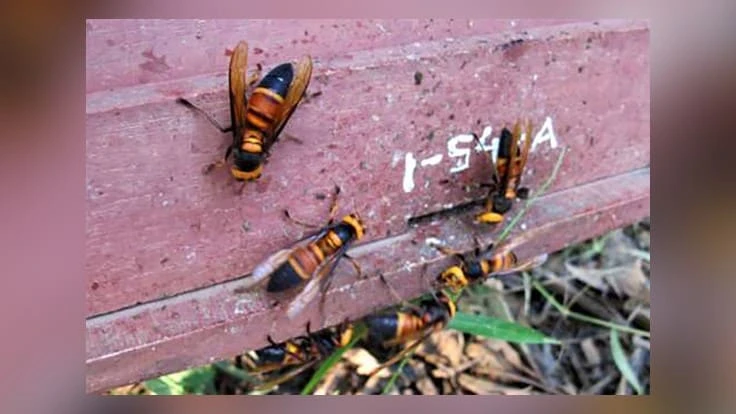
[85, 19, 650, 392]
[86, 19, 587, 93]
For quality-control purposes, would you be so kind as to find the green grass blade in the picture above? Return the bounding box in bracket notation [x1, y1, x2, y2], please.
[448, 311, 559, 344]
[300, 323, 367, 395]
[144, 376, 184, 395]
[381, 351, 413, 395]
[610, 329, 644, 395]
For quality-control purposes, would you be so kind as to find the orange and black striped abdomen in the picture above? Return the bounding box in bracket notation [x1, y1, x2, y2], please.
[486, 251, 518, 273]
[266, 244, 324, 292]
[266, 222, 357, 292]
[363, 312, 411, 346]
[251, 340, 308, 371]
[496, 127, 513, 182]
[232, 63, 294, 174]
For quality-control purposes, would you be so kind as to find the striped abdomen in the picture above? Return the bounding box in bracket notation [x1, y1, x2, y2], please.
[266, 224, 354, 292]
[486, 251, 518, 274]
[363, 312, 419, 346]
[496, 127, 513, 180]
[232, 63, 294, 175]
[249, 340, 308, 371]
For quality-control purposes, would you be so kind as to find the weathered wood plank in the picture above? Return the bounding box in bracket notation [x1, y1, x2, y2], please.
[85, 19, 649, 392]
[87, 167, 649, 393]
[86, 19, 587, 93]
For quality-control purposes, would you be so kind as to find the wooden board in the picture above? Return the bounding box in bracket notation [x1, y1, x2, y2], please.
[85, 19, 650, 393]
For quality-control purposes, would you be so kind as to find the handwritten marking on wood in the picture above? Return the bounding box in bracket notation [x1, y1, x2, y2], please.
[401, 116, 560, 193]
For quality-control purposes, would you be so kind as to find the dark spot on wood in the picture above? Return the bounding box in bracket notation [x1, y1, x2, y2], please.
[314, 192, 327, 200]
[291, 39, 298, 45]
[589, 135, 595, 146]
[303, 90, 323, 104]
[438, 178, 450, 185]
[114, 111, 120, 116]
[140, 48, 170, 73]
[465, 99, 471, 107]
[319, 168, 327, 174]
[253, 47, 264, 54]
[414, 71, 423, 85]
[578, 66, 584, 73]
[426, 131, 435, 141]
[202, 163, 216, 175]
[449, 114, 455, 120]
[106, 39, 115, 46]
[195, 32, 202, 40]
[494, 38, 524, 54]
[582, 100, 587, 105]
[327, 143, 339, 149]
[190, 221, 201, 231]
[224, 48, 233, 56]
[544, 60, 550, 66]
[359, 161, 368, 170]
[233, 286, 248, 295]
[171, 311, 180, 319]
[91, 281, 99, 290]
[242, 220, 251, 233]
[476, 119, 482, 125]
[460, 60, 468, 70]
[304, 30, 309, 36]
[425, 109, 435, 117]
[160, 257, 169, 265]
[271, 300, 280, 308]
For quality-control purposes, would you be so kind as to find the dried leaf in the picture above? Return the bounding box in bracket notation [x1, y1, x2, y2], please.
[342, 348, 389, 377]
[457, 373, 533, 395]
[580, 338, 602, 365]
[464, 342, 508, 379]
[608, 259, 650, 303]
[485, 338, 525, 371]
[423, 330, 465, 367]
[415, 376, 439, 395]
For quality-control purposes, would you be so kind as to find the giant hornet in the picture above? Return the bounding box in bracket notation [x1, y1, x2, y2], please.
[475, 119, 534, 224]
[238, 321, 354, 392]
[177, 41, 313, 182]
[240, 185, 365, 320]
[429, 237, 548, 293]
[358, 289, 457, 377]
